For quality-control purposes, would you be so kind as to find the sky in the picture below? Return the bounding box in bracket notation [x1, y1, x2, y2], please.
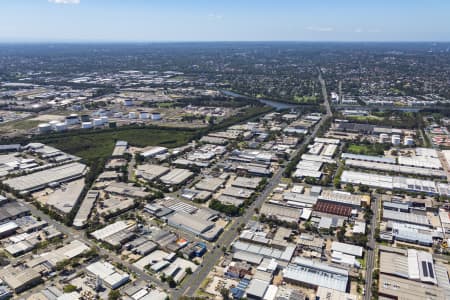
[1, 0, 449, 42]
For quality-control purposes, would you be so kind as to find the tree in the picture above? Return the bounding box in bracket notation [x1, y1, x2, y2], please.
[359, 184, 370, 193]
[345, 184, 355, 193]
[186, 267, 192, 275]
[167, 276, 176, 288]
[108, 290, 121, 300]
[337, 226, 346, 242]
[63, 284, 77, 293]
[220, 287, 230, 300]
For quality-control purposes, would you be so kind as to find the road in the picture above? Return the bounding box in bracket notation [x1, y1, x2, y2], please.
[175, 70, 332, 298]
[127, 155, 136, 182]
[364, 194, 379, 300]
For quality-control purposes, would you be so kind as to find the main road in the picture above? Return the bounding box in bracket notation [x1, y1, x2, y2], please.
[364, 193, 380, 300]
[175, 71, 332, 298]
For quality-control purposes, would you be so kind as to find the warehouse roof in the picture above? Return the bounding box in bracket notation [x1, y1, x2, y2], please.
[283, 257, 348, 292]
[319, 190, 363, 207]
[391, 222, 433, 245]
[217, 195, 244, 207]
[222, 186, 254, 199]
[136, 164, 169, 181]
[3, 162, 87, 192]
[1, 267, 41, 291]
[141, 146, 168, 158]
[104, 182, 148, 198]
[314, 200, 352, 217]
[331, 241, 363, 257]
[383, 209, 431, 227]
[378, 274, 446, 300]
[246, 279, 269, 299]
[316, 287, 357, 300]
[73, 190, 98, 228]
[47, 179, 85, 214]
[283, 192, 317, 206]
[342, 152, 396, 164]
[232, 241, 295, 262]
[345, 159, 446, 178]
[0, 221, 18, 235]
[91, 220, 135, 241]
[167, 212, 214, 235]
[195, 177, 225, 192]
[232, 176, 262, 190]
[260, 203, 302, 222]
[233, 251, 263, 265]
[296, 160, 323, 171]
[160, 168, 194, 185]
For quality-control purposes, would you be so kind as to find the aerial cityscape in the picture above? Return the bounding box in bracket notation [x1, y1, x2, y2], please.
[1, 1, 450, 300]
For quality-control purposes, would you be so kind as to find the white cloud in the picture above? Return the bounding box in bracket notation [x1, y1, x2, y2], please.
[306, 26, 334, 32]
[354, 28, 364, 33]
[208, 13, 224, 21]
[48, 0, 80, 4]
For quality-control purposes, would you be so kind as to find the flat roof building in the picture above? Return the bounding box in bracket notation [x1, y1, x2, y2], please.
[91, 220, 135, 241]
[0, 267, 42, 293]
[315, 287, 357, 300]
[46, 179, 85, 215]
[166, 212, 214, 236]
[141, 146, 168, 159]
[260, 203, 302, 223]
[318, 190, 364, 208]
[160, 168, 194, 186]
[73, 190, 98, 228]
[379, 274, 446, 300]
[232, 177, 262, 190]
[86, 261, 130, 290]
[195, 177, 225, 192]
[112, 140, 128, 157]
[331, 241, 363, 257]
[3, 162, 87, 193]
[382, 209, 431, 227]
[222, 186, 254, 199]
[283, 257, 348, 292]
[136, 164, 169, 181]
[246, 279, 269, 300]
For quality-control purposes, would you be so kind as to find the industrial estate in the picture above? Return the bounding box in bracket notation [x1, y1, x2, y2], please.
[1, 41, 450, 300]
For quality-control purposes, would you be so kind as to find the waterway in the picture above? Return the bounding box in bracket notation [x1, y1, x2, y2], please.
[221, 90, 299, 110]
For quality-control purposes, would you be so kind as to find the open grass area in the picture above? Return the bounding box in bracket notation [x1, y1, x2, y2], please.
[33, 127, 196, 163]
[0, 119, 41, 131]
[293, 95, 318, 104]
[347, 143, 389, 156]
[346, 115, 383, 122]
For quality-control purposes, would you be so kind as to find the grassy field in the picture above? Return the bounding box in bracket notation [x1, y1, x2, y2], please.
[293, 95, 318, 104]
[33, 127, 196, 163]
[346, 115, 383, 122]
[347, 143, 388, 156]
[0, 119, 42, 131]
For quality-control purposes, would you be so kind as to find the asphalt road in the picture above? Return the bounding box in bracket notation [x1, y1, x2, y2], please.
[364, 194, 379, 300]
[175, 71, 332, 298]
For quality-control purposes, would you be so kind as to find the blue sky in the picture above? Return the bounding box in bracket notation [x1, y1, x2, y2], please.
[1, 0, 449, 42]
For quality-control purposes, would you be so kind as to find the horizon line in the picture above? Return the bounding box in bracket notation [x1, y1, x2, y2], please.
[0, 40, 450, 44]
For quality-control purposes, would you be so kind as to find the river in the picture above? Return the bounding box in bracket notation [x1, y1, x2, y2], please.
[220, 90, 299, 110]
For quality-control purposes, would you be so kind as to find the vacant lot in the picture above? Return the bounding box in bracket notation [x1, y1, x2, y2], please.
[347, 143, 389, 156]
[34, 127, 196, 163]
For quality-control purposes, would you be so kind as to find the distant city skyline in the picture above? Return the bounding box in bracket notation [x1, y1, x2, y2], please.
[1, 0, 450, 42]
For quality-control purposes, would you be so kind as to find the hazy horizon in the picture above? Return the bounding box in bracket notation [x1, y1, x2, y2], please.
[1, 0, 450, 43]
